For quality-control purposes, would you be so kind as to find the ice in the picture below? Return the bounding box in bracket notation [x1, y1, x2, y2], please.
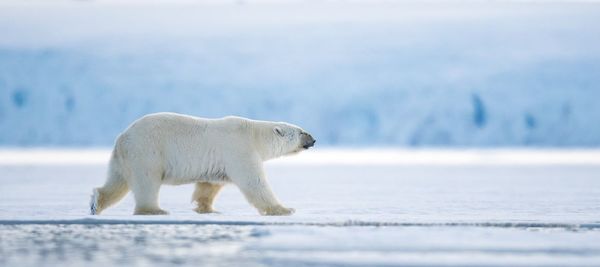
[1, 149, 600, 266]
[3, 225, 600, 267]
[1, 1, 600, 147]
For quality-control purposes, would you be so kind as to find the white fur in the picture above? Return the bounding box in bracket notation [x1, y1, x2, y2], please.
[90, 112, 311, 216]
[90, 188, 99, 215]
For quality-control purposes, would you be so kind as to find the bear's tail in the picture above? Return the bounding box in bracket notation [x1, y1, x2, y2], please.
[90, 148, 129, 215]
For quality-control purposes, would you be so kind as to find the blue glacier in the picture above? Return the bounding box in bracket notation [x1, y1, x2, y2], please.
[1, 1, 599, 147]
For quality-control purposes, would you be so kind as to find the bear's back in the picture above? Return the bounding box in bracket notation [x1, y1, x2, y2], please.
[127, 112, 251, 137]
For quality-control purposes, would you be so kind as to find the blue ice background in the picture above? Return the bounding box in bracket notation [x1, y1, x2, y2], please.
[1, 2, 599, 147]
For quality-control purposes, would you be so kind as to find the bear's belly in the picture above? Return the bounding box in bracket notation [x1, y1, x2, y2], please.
[162, 174, 230, 185]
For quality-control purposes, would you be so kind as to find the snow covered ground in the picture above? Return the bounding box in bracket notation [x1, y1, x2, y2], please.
[1, 149, 600, 266]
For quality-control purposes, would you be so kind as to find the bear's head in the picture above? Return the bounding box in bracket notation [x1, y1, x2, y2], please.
[271, 123, 316, 156]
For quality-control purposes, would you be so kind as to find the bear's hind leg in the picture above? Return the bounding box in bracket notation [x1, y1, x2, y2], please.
[192, 182, 223, 214]
[130, 176, 168, 215]
[90, 149, 130, 215]
[91, 171, 129, 215]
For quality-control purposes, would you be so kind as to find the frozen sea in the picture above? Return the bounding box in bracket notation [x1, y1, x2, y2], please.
[1, 149, 599, 266]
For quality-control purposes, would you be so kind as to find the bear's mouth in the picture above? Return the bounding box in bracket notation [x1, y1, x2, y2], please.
[302, 139, 316, 149]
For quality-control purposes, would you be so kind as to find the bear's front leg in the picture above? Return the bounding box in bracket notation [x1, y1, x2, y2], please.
[235, 177, 295, 216]
[227, 160, 294, 216]
[262, 205, 296, 216]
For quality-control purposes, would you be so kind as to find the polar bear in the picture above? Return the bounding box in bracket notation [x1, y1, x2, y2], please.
[90, 112, 315, 216]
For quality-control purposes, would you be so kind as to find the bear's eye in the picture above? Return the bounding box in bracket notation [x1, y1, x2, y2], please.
[274, 127, 285, 137]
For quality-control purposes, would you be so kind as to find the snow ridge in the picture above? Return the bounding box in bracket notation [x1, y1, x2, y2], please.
[1, 219, 599, 230]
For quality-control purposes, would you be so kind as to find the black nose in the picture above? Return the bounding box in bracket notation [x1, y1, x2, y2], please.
[303, 135, 316, 149]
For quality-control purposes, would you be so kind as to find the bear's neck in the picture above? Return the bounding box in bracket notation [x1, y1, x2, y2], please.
[252, 126, 287, 162]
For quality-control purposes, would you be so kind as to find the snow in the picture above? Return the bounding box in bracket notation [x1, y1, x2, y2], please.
[1, 149, 600, 266]
[1, 1, 600, 147]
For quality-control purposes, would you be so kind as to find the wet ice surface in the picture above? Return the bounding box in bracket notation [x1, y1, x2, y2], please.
[2, 224, 600, 267]
[0, 224, 263, 267]
[1, 150, 600, 266]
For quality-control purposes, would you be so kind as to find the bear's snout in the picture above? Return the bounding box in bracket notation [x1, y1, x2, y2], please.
[302, 134, 316, 149]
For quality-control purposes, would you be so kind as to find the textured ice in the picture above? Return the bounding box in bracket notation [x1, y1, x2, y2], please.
[1, 1, 600, 147]
[1, 149, 600, 266]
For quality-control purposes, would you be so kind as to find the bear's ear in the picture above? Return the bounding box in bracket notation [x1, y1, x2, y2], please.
[273, 126, 285, 137]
